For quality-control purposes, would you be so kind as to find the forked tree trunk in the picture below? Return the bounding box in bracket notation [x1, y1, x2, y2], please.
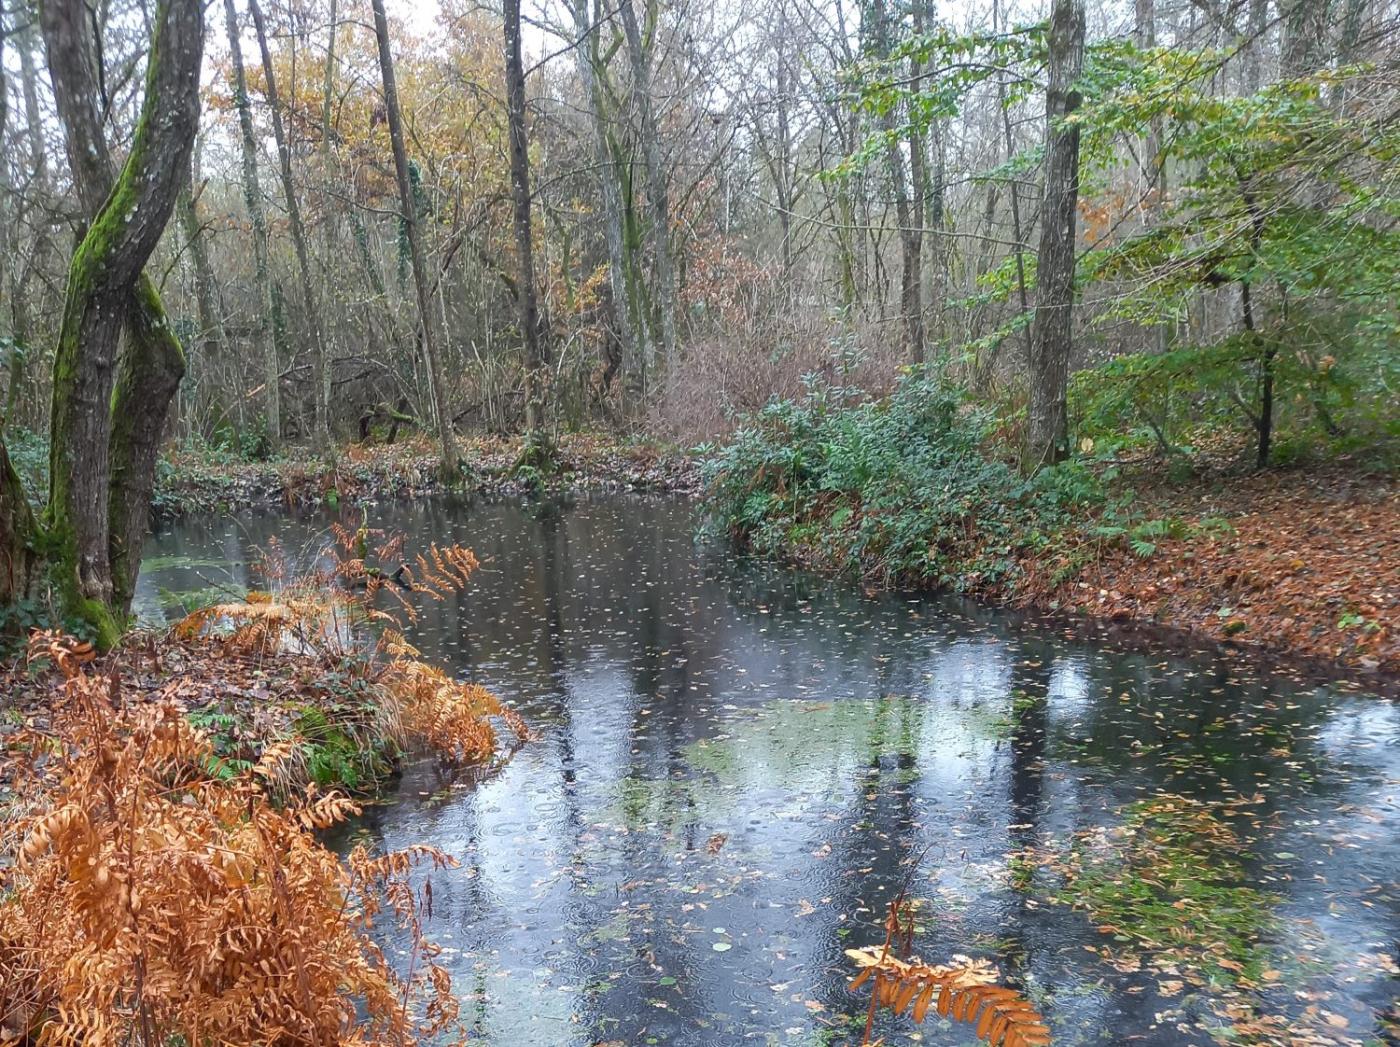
[370, 0, 459, 477]
[504, 0, 550, 440]
[1026, 0, 1085, 469]
[223, 0, 282, 453]
[42, 0, 191, 617]
[249, 0, 333, 455]
[40, 0, 203, 642]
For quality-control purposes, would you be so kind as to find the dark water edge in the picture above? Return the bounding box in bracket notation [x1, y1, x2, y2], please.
[137, 492, 1400, 1046]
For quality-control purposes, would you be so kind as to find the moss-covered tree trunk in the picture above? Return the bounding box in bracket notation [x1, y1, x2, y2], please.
[40, 0, 204, 643]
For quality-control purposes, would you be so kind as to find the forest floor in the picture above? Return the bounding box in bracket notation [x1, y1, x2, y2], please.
[1012, 459, 1398, 681]
[154, 431, 700, 516]
[0, 635, 400, 799]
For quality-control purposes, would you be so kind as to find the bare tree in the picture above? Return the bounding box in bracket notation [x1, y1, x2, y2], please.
[249, 0, 333, 454]
[224, 0, 282, 452]
[618, 0, 679, 377]
[370, 0, 459, 477]
[504, 0, 550, 443]
[871, 0, 925, 363]
[571, 0, 644, 395]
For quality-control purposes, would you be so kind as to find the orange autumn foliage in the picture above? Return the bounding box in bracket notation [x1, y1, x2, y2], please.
[172, 528, 531, 767]
[0, 635, 463, 1046]
[848, 896, 1051, 1047]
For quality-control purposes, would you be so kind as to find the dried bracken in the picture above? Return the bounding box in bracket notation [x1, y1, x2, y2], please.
[0, 649, 462, 1046]
[848, 897, 1051, 1047]
[172, 531, 528, 768]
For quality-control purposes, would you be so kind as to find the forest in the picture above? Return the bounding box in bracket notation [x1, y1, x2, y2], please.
[1, 0, 1397, 1044]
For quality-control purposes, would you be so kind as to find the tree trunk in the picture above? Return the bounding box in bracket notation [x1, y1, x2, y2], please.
[0, 434, 37, 606]
[177, 167, 229, 428]
[1243, 0, 1269, 91]
[3, 19, 52, 434]
[1026, 0, 1085, 469]
[249, 0, 333, 455]
[926, 116, 948, 351]
[40, 0, 203, 642]
[618, 0, 679, 379]
[370, 0, 458, 477]
[573, 0, 643, 397]
[1282, 0, 1332, 80]
[0, 7, 23, 435]
[223, 0, 282, 453]
[1135, 0, 1162, 192]
[504, 0, 550, 442]
[871, 0, 924, 364]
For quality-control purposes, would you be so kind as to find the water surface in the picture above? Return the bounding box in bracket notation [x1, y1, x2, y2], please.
[138, 494, 1400, 1046]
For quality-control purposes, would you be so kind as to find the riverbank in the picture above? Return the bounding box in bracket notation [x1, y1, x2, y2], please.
[0, 623, 482, 1043]
[725, 463, 1396, 681]
[2, 527, 527, 802]
[0, 549, 524, 1039]
[154, 431, 700, 517]
[1013, 461, 1397, 679]
[3, 636, 395, 800]
[699, 376, 1396, 681]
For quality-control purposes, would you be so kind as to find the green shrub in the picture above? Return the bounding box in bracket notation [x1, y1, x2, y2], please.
[702, 369, 1097, 588]
[6, 426, 48, 506]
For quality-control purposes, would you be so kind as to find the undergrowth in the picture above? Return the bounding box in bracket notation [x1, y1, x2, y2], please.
[0, 634, 463, 1046]
[701, 369, 1115, 592]
[171, 523, 530, 782]
[0, 528, 531, 1043]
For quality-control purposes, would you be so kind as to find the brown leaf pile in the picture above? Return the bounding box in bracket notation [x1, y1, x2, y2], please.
[1032, 469, 1397, 673]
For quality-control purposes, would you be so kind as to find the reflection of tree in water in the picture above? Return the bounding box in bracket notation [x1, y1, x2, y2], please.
[138, 496, 1400, 1045]
[810, 648, 928, 1023]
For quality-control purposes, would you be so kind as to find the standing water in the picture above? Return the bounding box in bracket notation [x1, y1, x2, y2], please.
[136, 494, 1399, 1046]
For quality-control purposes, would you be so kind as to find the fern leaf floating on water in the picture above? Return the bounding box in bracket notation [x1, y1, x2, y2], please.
[847, 949, 1049, 1045]
[848, 896, 1050, 1046]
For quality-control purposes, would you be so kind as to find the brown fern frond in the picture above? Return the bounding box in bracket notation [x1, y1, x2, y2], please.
[849, 899, 1050, 1046]
[26, 630, 96, 679]
[0, 663, 465, 1046]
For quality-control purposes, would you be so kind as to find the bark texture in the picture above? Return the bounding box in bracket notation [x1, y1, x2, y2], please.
[1026, 0, 1085, 468]
[618, 0, 679, 378]
[572, 0, 643, 393]
[224, 0, 282, 452]
[505, 0, 550, 438]
[249, 0, 333, 453]
[40, 0, 203, 640]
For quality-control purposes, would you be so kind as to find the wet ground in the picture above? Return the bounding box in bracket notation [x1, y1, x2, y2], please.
[137, 493, 1400, 1046]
